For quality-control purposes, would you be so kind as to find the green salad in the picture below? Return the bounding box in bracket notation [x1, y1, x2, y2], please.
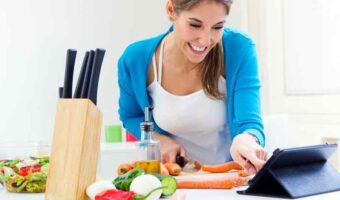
[0, 157, 49, 193]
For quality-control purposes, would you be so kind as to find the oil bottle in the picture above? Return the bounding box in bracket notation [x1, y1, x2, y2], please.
[135, 106, 161, 173]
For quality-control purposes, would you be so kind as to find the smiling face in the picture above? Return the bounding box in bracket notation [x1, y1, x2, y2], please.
[167, 0, 227, 64]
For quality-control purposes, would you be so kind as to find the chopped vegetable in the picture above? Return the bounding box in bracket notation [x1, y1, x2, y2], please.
[0, 157, 49, 193]
[117, 163, 134, 176]
[164, 163, 181, 176]
[5, 159, 20, 168]
[159, 176, 177, 196]
[150, 173, 177, 196]
[16, 159, 39, 169]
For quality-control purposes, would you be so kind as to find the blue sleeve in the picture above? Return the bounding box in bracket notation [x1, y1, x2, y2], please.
[232, 42, 265, 147]
[117, 52, 144, 139]
[117, 50, 169, 139]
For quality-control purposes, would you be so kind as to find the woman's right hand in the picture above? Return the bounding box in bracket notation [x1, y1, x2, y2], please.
[154, 132, 186, 163]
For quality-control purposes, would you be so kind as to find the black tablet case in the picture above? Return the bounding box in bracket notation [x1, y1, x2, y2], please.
[237, 144, 340, 199]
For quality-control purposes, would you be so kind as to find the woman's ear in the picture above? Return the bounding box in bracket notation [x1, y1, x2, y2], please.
[166, 0, 176, 22]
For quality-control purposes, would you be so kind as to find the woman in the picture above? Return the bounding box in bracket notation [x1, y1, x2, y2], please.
[118, 0, 267, 174]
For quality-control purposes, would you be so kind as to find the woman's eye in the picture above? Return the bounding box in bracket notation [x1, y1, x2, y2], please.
[214, 26, 223, 30]
[190, 24, 201, 28]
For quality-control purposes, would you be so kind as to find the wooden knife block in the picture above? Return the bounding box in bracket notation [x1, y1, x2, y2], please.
[45, 99, 102, 200]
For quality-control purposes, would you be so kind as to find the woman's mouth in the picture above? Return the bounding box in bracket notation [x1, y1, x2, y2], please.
[188, 42, 207, 56]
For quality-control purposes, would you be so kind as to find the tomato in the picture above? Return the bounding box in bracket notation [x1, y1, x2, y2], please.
[32, 165, 41, 173]
[18, 167, 31, 176]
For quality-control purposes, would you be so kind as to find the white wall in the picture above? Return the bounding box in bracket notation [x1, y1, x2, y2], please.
[0, 0, 246, 143]
[246, 0, 340, 147]
[0, 0, 171, 143]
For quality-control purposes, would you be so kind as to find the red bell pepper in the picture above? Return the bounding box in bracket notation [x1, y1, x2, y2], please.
[32, 165, 41, 173]
[95, 189, 135, 200]
[95, 186, 164, 200]
[18, 167, 31, 176]
[17, 165, 41, 176]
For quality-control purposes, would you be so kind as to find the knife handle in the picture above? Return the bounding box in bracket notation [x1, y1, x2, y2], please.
[88, 48, 106, 105]
[59, 87, 64, 99]
[81, 50, 95, 99]
[176, 154, 187, 168]
[63, 49, 77, 98]
[73, 51, 89, 98]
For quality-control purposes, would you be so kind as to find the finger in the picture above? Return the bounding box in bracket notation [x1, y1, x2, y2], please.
[180, 146, 187, 157]
[264, 152, 268, 161]
[233, 153, 248, 169]
[162, 153, 169, 163]
[256, 148, 262, 160]
[258, 149, 264, 161]
[247, 152, 265, 171]
[259, 149, 267, 161]
[168, 152, 178, 163]
[243, 158, 258, 174]
[245, 164, 257, 175]
[261, 149, 267, 161]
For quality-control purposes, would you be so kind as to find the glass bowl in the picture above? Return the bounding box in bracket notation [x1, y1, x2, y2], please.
[0, 141, 50, 193]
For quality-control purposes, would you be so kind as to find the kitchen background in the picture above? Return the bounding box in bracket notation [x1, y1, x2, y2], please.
[0, 0, 340, 155]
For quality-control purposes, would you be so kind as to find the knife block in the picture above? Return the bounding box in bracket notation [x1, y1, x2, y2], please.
[45, 99, 102, 200]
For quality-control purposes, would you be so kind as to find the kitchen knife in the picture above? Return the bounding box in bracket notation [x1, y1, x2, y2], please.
[87, 48, 105, 105]
[63, 49, 77, 98]
[81, 50, 95, 98]
[176, 154, 202, 172]
[73, 51, 89, 98]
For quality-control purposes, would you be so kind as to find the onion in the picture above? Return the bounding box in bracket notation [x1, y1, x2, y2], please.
[130, 174, 162, 200]
[86, 180, 116, 200]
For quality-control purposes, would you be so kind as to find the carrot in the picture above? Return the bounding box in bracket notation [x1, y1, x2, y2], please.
[234, 176, 248, 187]
[238, 169, 250, 177]
[160, 163, 170, 175]
[117, 163, 134, 176]
[194, 160, 202, 170]
[201, 161, 243, 173]
[177, 177, 245, 189]
[164, 163, 181, 176]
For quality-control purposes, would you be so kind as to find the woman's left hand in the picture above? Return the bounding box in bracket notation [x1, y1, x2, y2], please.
[230, 133, 267, 174]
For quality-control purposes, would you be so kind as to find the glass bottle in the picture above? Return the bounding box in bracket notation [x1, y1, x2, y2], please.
[135, 107, 161, 173]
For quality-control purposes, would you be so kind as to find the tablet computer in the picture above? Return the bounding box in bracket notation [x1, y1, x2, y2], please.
[237, 143, 340, 199]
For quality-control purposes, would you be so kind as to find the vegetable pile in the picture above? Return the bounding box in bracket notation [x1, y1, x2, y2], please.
[86, 160, 252, 199]
[87, 167, 177, 200]
[0, 156, 49, 193]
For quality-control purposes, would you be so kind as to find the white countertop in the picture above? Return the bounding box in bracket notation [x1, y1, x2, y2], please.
[2, 185, 340, 200]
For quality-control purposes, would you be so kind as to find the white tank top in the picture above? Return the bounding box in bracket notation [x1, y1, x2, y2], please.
[147, 38, 231, 164]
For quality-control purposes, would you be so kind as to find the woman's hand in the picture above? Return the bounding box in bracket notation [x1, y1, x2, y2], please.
[154, 132, 186, 163]
[230, 133, 267, 174]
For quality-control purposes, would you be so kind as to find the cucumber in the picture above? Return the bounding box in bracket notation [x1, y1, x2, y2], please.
[150, 173, 177, 196]
[160, 176, 177, 196]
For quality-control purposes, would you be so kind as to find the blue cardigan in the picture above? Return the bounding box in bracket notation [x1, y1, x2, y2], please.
[117, 27, 265, 147]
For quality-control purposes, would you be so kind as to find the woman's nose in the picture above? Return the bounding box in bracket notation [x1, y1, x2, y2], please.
[197, 29, 212, 47]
